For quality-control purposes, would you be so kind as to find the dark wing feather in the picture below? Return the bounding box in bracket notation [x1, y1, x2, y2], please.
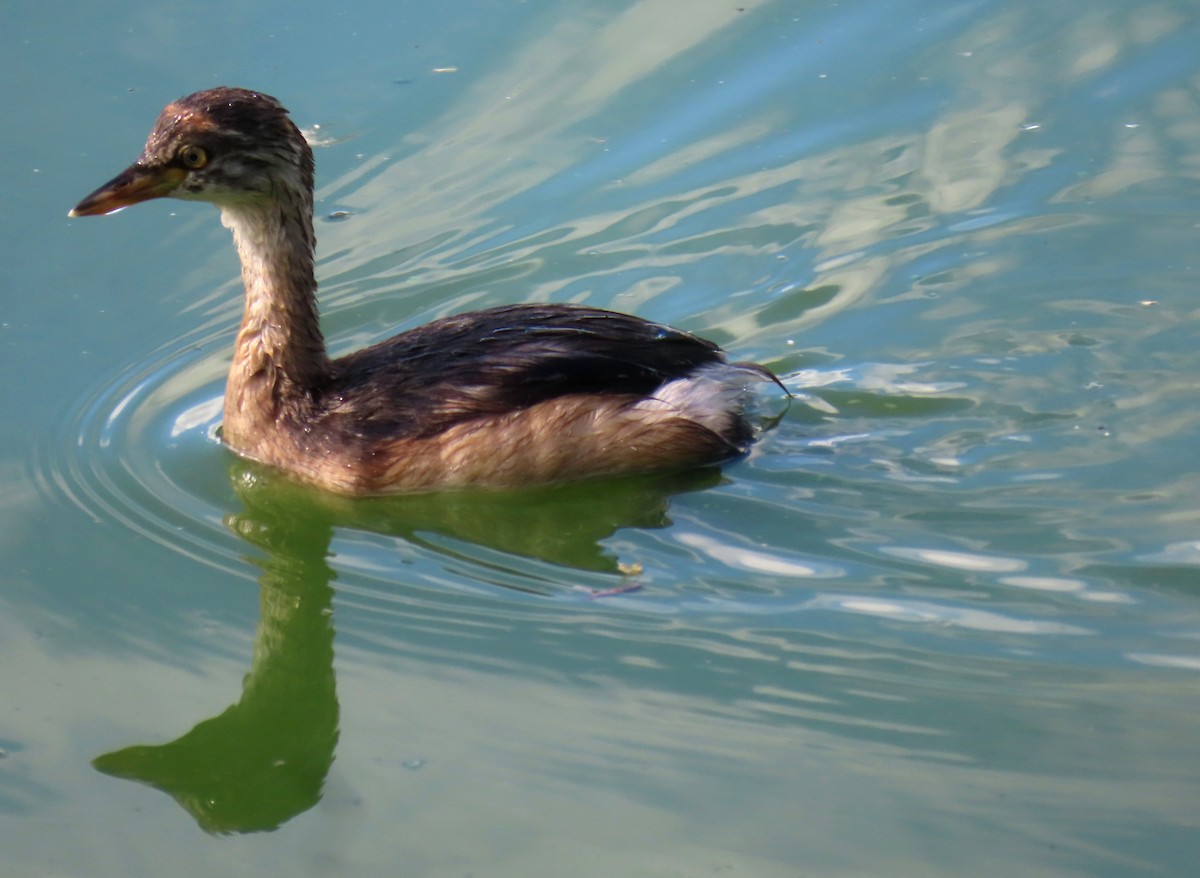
[320, 304, 727, 440]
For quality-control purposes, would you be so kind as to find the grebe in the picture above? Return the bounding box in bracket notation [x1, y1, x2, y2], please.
[70, 87, 780, 495]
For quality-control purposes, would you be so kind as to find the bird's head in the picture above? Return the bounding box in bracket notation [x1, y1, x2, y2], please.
[70, 87, 313, 217]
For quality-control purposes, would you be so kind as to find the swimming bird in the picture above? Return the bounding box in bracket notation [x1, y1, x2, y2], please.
[70, 87, 780, 494]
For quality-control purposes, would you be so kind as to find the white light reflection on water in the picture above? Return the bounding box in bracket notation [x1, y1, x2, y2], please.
[674, 531, 844, 579]
[882, 546, 1027, 573]
[811, 595, 1092, 635]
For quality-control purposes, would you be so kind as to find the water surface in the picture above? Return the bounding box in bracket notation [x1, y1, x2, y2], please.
[3, 1, 1199, 875]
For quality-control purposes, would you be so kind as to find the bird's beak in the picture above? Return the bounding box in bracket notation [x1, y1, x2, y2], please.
[69, 163, 186, 217]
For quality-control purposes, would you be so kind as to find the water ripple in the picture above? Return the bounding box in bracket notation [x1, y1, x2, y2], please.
[32, 332, 247, 578]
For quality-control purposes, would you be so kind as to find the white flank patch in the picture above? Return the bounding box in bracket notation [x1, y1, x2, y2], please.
[634, 363, 769, 434]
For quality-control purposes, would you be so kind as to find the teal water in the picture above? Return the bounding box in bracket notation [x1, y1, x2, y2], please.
[3, 0, 1200, 875]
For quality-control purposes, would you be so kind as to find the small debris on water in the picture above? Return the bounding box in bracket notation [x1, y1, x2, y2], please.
[581, 582, 643, 598]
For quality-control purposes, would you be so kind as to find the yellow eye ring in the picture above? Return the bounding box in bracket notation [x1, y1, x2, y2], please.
[179, 145, 209, 169]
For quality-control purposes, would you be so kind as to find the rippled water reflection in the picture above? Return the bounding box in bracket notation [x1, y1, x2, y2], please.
[4, 0, 1200, 875]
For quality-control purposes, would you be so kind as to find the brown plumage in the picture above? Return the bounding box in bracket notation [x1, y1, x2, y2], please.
[70, 87, 782, 494]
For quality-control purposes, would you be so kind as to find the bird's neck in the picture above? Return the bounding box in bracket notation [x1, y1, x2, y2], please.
[220, 192, 332, 452]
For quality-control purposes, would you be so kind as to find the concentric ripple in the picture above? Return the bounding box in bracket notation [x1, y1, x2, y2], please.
[32, 326, 251, 579]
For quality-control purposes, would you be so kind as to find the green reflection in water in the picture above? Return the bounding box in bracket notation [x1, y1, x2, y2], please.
[91, 459, 723, 832]
[92, 474, 340, 835]
[323, 471, 727, 574]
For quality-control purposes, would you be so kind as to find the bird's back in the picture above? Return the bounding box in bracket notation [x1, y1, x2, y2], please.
[283, 304, 777, 492]
[321, 304, 747, 440]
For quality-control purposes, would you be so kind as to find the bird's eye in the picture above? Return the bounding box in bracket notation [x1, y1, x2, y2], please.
[179, 145, 209, 169]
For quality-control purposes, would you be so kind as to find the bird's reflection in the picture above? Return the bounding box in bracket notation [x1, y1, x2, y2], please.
[92, 475, 340, 834]
[92, 461, 722, 833]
